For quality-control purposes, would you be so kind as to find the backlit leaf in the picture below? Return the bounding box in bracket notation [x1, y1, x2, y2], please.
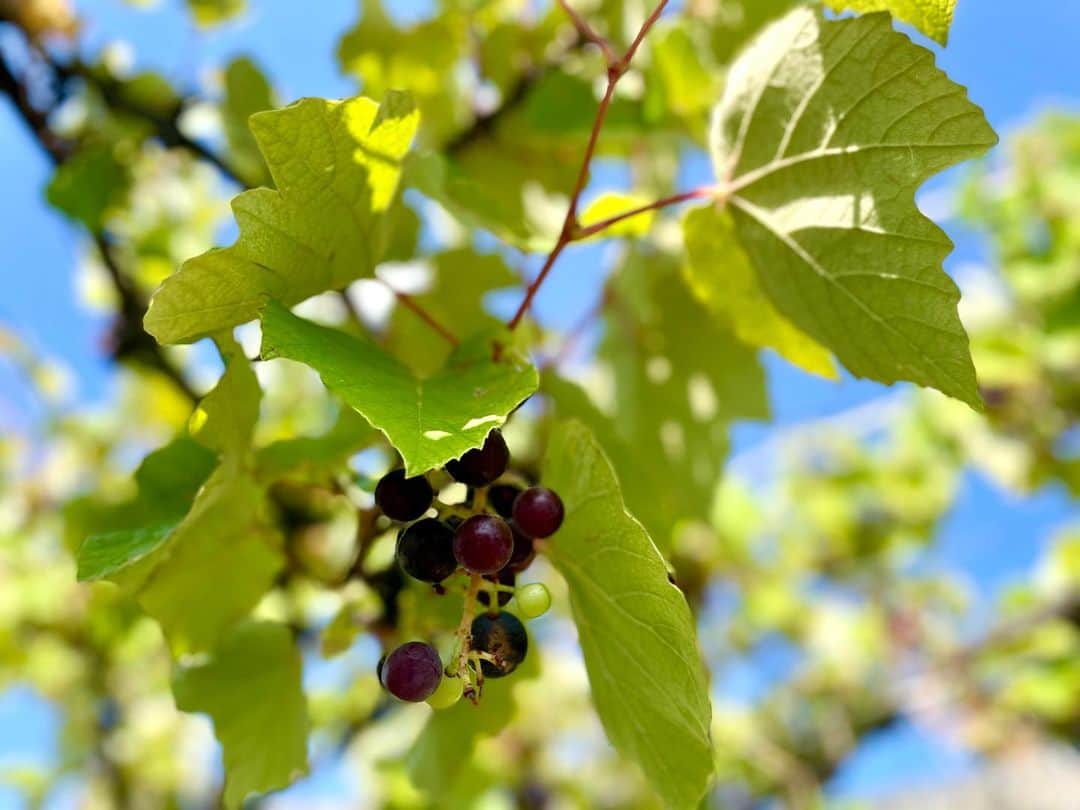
[711, 9, 996, 407]
[145, 93, 420, 344]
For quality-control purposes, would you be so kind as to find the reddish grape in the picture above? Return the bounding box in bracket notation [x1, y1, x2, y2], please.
[446, 430, 509, 487]
[506, 523, 536, 572]
[380, 641, 443, 702]
[512, 487, 564, 539]
[453, 514, 513, 574]
[375, 469, 433, 522]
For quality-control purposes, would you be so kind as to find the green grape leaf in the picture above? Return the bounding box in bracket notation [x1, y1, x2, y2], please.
[135, 467, 282, 653]
[260, 300, 537, 476]
[824, 0, 956, 44]
[77, 523, 176, 582]
[683, 203, 835, 378]
[173, 622, 308, 808]
[542, 420, 713, 809]
[221, 56, 275, 187]
[145, 93, 420, 344]
[711, 9, 996, 407]
[386, 248, 518, 375]
[580, 192, 656, 240]
[189, 338, 261, 459]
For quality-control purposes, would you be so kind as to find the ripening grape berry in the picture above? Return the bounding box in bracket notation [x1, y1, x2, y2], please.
[478, 568, 515, 608]
[506, 523, 536, 572]
[515, 583, 551, 619]
[375, 469, 433, 522]
[488, 483, 522, 519]
[425, 673, 463, 709]
[380, 641, 443, 702]
[446, 429, 510, 487]
[470, 611, 528, 678]
[512, 487, 564, 539]
[453, 514, 513, 574]
[396, 518, 458, 583]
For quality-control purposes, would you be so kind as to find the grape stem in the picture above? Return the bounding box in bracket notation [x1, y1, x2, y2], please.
[505, 0, 714, 334]
[453, 572, 484, 685]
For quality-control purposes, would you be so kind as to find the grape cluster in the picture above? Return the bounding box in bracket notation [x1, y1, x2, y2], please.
[373, 429, 566, 706]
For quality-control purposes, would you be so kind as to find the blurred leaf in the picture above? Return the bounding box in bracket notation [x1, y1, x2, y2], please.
[188, 0, 245, 27]
[711, 9, 996, 407]
[683, 203, 835, 377]
[46, 144, 129, 230]
[255, 408, 375, 484]
[542, 420, 713, 809]
[145, 93, 420, 344]
[220, 56, 275, 187]
[77, 523, 175, 582]
[188, 337, 260, 458]
[580, 192, 656, 240]
[260, 300, 537, 475]
[823, 0, 956, 44]
[173, 621, 308, 808]
[136, 467, 282, 653]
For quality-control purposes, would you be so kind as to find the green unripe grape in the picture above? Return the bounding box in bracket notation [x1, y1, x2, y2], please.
[425, 673, 463, 709]
[515, 582, 551, 619]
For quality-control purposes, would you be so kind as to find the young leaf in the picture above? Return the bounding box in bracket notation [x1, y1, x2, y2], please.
[824, 0, 956, 45]
[542, 420, 713, 809]
[260, 300, 537, 476]
[173, 621, 308, 808]
[712, 9, 996, 407]
[145, 93, 420, 344]
[683, 203, 835, 378]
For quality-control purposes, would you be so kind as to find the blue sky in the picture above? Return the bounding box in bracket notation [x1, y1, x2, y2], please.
[1, 0, 1079, 806]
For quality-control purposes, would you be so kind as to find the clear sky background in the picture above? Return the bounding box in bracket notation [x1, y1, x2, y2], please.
[1, 0, 1079, 806]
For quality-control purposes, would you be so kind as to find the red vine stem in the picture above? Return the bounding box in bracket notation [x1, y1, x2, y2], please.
[393, 290, 459, 347]
[573, 187, 717, 240]
[506, 0, 689, 333]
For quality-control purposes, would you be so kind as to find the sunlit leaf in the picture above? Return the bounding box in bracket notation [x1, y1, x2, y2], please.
[824, 0, 956, 44]
[712, 9, 996, 407]
[683, 203, 835, 377]
[145, 93, 420, 344]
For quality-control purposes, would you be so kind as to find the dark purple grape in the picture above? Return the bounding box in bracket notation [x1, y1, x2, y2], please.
[470, 611, 528, 678]
[512, 487, 564, 539]
[488, 483, 522, 519]
[375, 469, 433, 522]
[453, 514, 513, 574]
[446, 430, 509, 487]
[478, 568, 515, 608]
[380, 641, 443, 701]
[396, 518, 458, 583]
[506, 523, 536, 572]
